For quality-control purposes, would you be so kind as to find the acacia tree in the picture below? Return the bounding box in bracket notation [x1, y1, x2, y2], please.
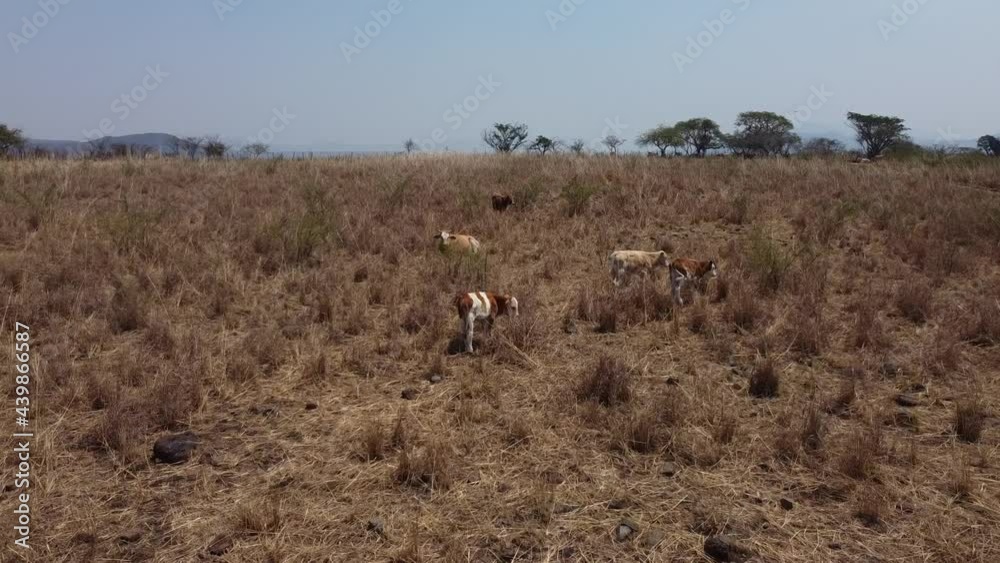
[675, 118, 723, 157]
[978, 135, 1000, 157]
[243, 143, 270, 158]
[483, 123, 529, 153]
[177, 137, 204, 159]
[528, 135, 559, 155]
[203, 136, 229, 159]
[727, 111, 800, 157]
[0, 124, 26, 156]
[569, 139, 586, 155]
[602, 134, 625, 156]
[404, 138, 417, 154]
[847, 112, 908, 160]
[637, 125, 684, 157]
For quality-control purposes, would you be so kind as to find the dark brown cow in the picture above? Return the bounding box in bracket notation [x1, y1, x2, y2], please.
[491, 193, 514, 212]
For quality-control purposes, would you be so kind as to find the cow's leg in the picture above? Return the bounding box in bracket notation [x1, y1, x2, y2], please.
[465, 313, 476, 353]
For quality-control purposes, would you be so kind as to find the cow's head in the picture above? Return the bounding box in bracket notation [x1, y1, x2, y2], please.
[507, 296, 519, 317]
[434, 231, 452, 242]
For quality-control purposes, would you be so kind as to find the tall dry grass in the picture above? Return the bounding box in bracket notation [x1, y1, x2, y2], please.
[1, 154, 998, 561]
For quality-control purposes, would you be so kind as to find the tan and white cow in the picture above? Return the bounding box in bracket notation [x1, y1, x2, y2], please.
[608, 250, 670, 287]
[454, 291, 519, 353]
[434, 231, 481, 256]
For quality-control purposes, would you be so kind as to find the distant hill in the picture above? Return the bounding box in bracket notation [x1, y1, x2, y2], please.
[26, 133, 182, 156]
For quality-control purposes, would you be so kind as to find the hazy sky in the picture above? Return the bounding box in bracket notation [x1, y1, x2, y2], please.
[3, 0, 998, 150]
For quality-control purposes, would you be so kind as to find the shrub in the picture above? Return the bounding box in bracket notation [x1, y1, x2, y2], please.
[853, 484, 886, 528]
[825, 380, 856, 415]
[109, 279, 145, 333]
[895, 280, 934, 324]
[253, 184, 337, 267]
[616, 408, 662, 453]
[749, 359, 780, 398]
[582, 283, 672, 333]
[232, 502, 282, 535]
[955, 296, 1000, 346]
[578, 355, 633, 407]
[839, 423, 883, 479]
[945, 461, 973, 498]
[954, 400, 985, 443]
[561, 178, 600, 217]
[393, 439, 453, 490]
[358, 418, 386, 461]
[723, 283, 760, 331]
[746, 229, 794, 292]
[800, 403, 826, 452]
[688, 299, 710, 334]
[851, 295, 888, 350]
[787, 299, 827, 357]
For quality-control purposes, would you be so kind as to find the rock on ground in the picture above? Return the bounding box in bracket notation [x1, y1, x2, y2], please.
[152, 432, 200, 464]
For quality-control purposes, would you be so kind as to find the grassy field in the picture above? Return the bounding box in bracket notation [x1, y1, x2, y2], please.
[1, 154, 999, 562]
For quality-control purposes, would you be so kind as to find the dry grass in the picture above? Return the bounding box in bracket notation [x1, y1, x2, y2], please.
[954, 399, 987, 443]
[749, 358, 780, 398]
[578, 354, 634, 407]
[2, 154, 999, 561]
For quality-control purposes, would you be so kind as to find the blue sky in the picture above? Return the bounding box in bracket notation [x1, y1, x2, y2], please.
[3, 0, 998, 151]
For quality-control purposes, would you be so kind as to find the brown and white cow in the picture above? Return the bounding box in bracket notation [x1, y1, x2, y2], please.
[669, 258, 718, 305]
[609, 250, 670, 287]
[454, 291, 519, 353]
[434, 231, 481, 256]
[491, 193, 514, 212]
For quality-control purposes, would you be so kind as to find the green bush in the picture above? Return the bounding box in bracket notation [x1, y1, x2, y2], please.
[254, 183, 337, 266]
[561, 178, 600, 217]
[746, 228, 793, 292]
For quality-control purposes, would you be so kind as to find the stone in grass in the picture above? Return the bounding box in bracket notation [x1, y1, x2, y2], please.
[642, 529, 665, 548]
[117, 529, 142, 545]
[895, 393, 922, 408]
[366, 517, 385, 537]
[660, 462, 680, 478]
[206, 535, 234, 556]
[615, 518, 641, 542]
[779, 498, 794, 511]
[152, 432, 200, 464]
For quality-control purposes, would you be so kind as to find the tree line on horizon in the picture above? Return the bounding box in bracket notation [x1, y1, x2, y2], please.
[403, 112, 1000, 161]
[0, 129, 269, 160]
[2, 117, 999, 161]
